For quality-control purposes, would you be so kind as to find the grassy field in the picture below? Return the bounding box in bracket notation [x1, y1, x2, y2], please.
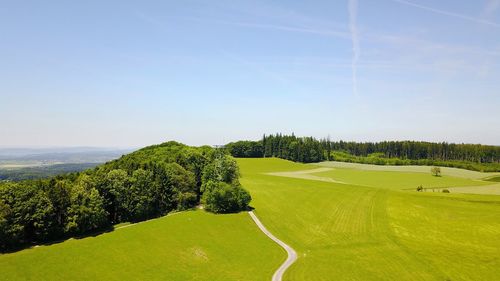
[309, 167, 489, 190]
[2, 158, 500, 281]
[238, 158, 500, 281]
[0, 211, 284, 281]
[432, 183, 500, 195]
[486, 176, 500, 182]
[316, 161, 500, 180]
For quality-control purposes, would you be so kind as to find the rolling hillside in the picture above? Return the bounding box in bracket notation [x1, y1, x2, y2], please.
[2, 157, 500, 280]
[0, 211, 283, 281]
[238, 158, 500, 280]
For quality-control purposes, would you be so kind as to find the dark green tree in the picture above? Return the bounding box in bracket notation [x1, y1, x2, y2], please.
[65, 175, 107, 234]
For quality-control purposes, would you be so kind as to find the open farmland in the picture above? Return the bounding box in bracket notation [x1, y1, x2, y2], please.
[2, 158, 500, 281]
[0, 211, 283, 281]
[238, 158, 500, 280]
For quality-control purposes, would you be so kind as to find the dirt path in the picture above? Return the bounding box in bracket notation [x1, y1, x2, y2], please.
[248, 211, 297, 281]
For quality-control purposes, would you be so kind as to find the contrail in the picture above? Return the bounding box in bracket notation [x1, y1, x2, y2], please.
[348, 0, 360, 97]
[391, 0, 500, 28]
[183, 17, 350, 38]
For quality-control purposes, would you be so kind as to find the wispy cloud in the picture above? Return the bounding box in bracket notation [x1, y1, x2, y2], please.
[183, 16, 350, 38]
[348, 0, 360, 97]
[391, 0, 500, 28]
[482, 0, 500, 18]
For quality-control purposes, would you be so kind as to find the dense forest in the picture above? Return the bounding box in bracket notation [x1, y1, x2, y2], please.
[225, 134, 500, 172]
[0, 142, 251, 251]
[225, 135, 324, 163]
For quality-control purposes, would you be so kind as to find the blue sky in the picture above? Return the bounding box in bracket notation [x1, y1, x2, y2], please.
[1, 0, 499, 147]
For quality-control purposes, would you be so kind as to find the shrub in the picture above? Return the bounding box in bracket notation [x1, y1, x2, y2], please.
[177, 192, 198, 210]
[202, 181, 251, 213]
[431, 167, 442, 177]
[442, 189, 450, 193]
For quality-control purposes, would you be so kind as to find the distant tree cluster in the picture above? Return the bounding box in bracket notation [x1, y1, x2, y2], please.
[329, 151, 500, 172]
[262, 134, 325, 163]
[0, 142, 251, 251]
[225, 134, 325, 163]
[225, 134, 500, 171]
[328, 140, 500, 164]
[224, 141, 264, 158]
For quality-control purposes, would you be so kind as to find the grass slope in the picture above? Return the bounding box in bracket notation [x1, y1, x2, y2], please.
[311, 168, 488, 190]
[316, 161, 500, 180]
[0, 211, 283, 281]
[486, 176, 500, 182]
[238, 158, 500, 281]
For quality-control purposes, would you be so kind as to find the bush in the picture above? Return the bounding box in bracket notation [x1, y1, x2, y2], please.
[202, 181, 251, 213]
[416, 185, 424, 192]
[431, 167, 442, 177]
[442, 189, 450, 193]
[177, 192, 198, 210]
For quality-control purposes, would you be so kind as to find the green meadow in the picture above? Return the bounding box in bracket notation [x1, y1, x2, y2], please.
[2, 158, 500, 280]
[315, 161, 500, 180]
[0, 211, 283, 281]
[309, 167, 488, 190]
[486, 176, 500, 182]
[238, 158, 500, 281]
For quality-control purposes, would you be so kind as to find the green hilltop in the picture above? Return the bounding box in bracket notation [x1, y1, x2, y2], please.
[0, 141, 251, 251]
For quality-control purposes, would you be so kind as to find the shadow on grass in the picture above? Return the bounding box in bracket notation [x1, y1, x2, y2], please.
[0, 208, 200, 254]
[205, 205, 255, 215]
[0, 225, 116, 254]
[1, 206, 253, 253]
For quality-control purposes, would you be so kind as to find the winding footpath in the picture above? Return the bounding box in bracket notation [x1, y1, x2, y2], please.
[248, 211, 298, 281]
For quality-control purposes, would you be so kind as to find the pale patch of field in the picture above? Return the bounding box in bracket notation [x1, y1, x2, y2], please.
[0, 162, 64, 169]
[267, 167, 349, 184]
[315, 161, 500, 180]
[184, 247, 209, 263]
[0, 164, 40, 169]
[269, 165, 486, 191]
[267, 159, 499, 195]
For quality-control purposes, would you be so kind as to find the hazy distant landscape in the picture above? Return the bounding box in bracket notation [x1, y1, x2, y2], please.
[0, 148, 133, 181]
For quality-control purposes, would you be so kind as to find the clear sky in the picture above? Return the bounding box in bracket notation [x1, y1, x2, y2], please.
[1, 0, 499, 147]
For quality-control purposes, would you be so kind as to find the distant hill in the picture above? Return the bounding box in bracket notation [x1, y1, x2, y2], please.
[0, 147, 135, 181]
[0, 147, 134, 163]
[0, 163, 101, 181]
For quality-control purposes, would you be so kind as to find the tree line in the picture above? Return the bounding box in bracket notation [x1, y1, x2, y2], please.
[0, 142, 250, 251]
[225, 134, 324, 163]
[225, 134, 500, 171]
[328, 140, 500, 163]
